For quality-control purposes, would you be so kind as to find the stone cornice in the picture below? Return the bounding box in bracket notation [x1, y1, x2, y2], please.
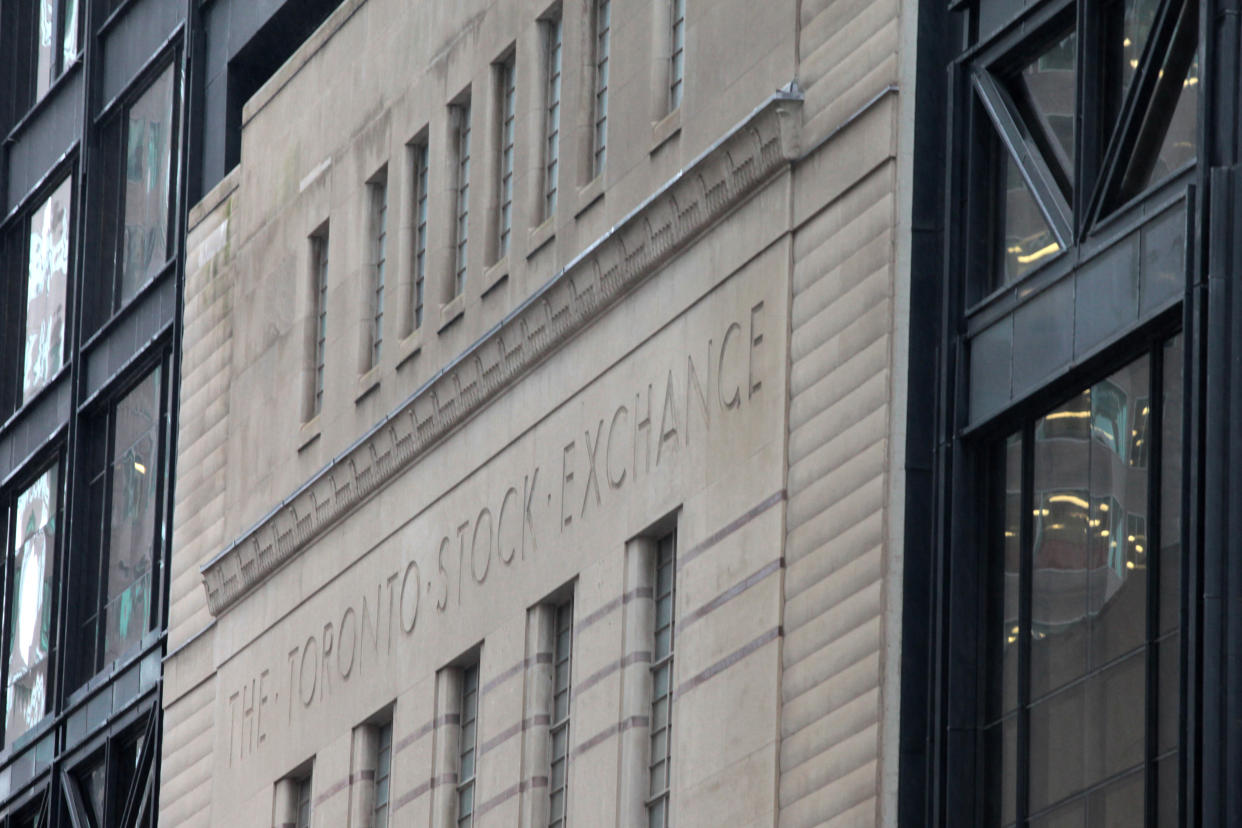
[200, 91, 803, 616]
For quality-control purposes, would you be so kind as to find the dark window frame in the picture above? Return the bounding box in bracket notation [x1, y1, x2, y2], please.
[88, 55, 182, 335]
[0, 455, 66, 754]
[2, 168, 78, 419]
[66, 355, 170, 696]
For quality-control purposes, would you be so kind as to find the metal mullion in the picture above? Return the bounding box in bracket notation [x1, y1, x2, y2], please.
[1083, 0, 1188, 226]
[1144, 341, 1163, 828]
[1016, 422, 1035, 826]
[973, 71, 1074, 247]
[1076, 0, 1102, 238]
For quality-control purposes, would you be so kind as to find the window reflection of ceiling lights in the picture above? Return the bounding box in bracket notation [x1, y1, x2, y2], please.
[134, 462, 146, 475]
[1049, 494, 1089, 508]
[1044, 410, 1090, 420]
[1016, 242, 1059, 265]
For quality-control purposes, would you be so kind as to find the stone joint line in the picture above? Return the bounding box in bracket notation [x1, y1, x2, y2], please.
[673, 626, 782, 700]
[474, 775, 550, 818]
[572, 715, 650, 759]
[394, 712, 459, 756]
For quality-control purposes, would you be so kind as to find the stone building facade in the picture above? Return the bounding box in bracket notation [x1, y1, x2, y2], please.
[160, 0, 927, 826]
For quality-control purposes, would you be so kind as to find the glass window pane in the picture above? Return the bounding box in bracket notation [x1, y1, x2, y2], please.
[1118, 0, 1160, 101]
[36, 0, 56, 100]
[994, 433, 1021, 718]
[1083, 651, 1145, 787]
[1028, 682, 1085, 812]
[999, 153, 1061, 285]
[104, 369, 162, 665]
[1019, 29, 1077, 174]
[1086, 766, 1144, 826]
[1088, 360, 1149, 668]
[23, 178, 72, 404]
[1153, 53, 1198, 183]
[1031, 395, 1091, 699]
[1160, 334, 1183, 634]
[120, 67, 175, 304]
[7, 467, 57, 748]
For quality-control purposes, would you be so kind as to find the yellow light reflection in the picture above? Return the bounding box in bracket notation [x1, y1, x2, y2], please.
[134, 462, 147, 475]
[1044, 410, 1090, 420]
[1049, 494, 1089, 508]
[1016, 242, 1060, 265]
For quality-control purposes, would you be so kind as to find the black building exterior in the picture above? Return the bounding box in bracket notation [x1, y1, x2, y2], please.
[0, 1, 339, 824]
[904, 0, 1242, 824]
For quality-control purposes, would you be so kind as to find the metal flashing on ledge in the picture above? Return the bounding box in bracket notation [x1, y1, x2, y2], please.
[199, 92, 803, 616]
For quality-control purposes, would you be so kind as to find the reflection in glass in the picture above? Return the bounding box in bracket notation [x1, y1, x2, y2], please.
[1000, 154, 1061, 285]
[998, 434, 1018, 720]
[23, 178, 71, 404]
[36, 0, 56, 101]
[120, 67, 175, 304]
[7, 467, 57, 748]
[1118, 0, 1160, 101]
[1020, 30, 1077, 175]
[998, 343, 1183, 822]
[103, 369, 161, 665]
[1153, 52, 1198, 179]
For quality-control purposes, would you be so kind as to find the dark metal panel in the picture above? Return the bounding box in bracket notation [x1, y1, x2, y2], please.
[1073, 232, 1139, 356]
[4, 72, 82, 216]
[82, 274, 176, 403]
[970, 316, 1014, 420]
[1011, 276, 1073, 393]
[100, 0, 186, 106]
[0, 376, 71, 487]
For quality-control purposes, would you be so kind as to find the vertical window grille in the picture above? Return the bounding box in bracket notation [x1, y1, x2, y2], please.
[668, 0, 685, 112]
[310, 231, 329, 418]
[454, 101, 472, 298]
[458, 663, 479, 827]
[548, 600, 573, 828]
[648, 534, 675, 828]
[412, 144, 429, 330]
[498, 59, 516, 258]
[593, 0, 611, 177]
[370, 178, 387, 368]
[544, 19, 563, 219]
[372, 722, 393, 828]
[296, 775, 313, 828]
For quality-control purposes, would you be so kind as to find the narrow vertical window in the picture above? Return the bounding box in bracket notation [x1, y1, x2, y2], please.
[453, 99, 473, 298]
[593, 0, 611, 177]
[544, 17, 563, 218]
[411, 143, 429, 330]
[458, 663, 480, 827]
[498, 59, 516, 259]
[22, 177, 72, 405]
[665, 0, 685, 113]
[369, 175, 388, 368]
[297, 774, 313, 828]
[548, 599, 573, 828]
[6, 466, 59, 748]
[309, 230, 329, 419]
[668, 0, 685, 112]
[373, 721, 393, 828]
[647, 534, 675, 828]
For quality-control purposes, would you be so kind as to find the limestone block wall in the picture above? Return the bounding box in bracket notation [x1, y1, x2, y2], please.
[798, 0, 899, 146]
[158, 173, 239, 828]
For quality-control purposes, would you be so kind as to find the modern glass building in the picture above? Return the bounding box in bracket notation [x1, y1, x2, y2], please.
[902, 0, 1240, 824]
